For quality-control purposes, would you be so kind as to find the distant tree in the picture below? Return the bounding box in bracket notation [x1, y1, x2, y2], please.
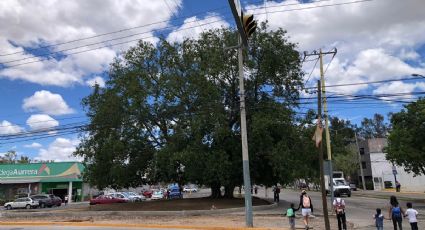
[359, 113, 389, 138]
[386, 99, 425, 175]
[3, 150, 17, 163]
[17, 156, 31, 164]
[333, 145, 359, 177]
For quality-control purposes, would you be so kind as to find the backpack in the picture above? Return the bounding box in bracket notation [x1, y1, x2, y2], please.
[335, 199, 344, 213]
[303, 196, 310, 208]
[392, 206, 402, 218]
[286, 208, 294, 217]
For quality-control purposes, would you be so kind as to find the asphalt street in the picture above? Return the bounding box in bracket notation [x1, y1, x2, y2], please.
[0, 226, 182, 230]
[254, 187, 425, 229]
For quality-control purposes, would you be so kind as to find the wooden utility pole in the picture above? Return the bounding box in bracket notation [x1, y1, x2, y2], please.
[318, 80, 331, 230]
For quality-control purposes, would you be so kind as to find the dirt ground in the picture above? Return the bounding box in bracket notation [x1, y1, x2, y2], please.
[86, 197, 270, 211]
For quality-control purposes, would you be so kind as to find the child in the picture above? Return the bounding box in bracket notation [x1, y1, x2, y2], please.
[373, 208, 384, 230]
[285, 203, 299, 230]
[404, 202, 419, 230]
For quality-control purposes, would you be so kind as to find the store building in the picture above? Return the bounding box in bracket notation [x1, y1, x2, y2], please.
[0, 162, 85, 202]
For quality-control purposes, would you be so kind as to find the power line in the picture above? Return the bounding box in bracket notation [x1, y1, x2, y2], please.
[1, 0, 373, 68]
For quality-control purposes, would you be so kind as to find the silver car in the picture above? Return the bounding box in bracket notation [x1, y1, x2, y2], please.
[4, 197, 39, 210]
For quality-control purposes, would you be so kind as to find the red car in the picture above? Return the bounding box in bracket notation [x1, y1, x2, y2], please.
[142, 190, 152, 198]
[89, 195, 127, 205]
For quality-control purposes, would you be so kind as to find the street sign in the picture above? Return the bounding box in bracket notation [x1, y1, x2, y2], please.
[228, 0, 249, 47]
[392, 165, 398, 175]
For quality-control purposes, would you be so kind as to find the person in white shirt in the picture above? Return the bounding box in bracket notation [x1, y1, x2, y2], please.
[404, 202, 418, 230]
[333, 197, 347, 230]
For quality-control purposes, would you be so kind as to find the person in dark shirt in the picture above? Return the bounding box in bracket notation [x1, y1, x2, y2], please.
[298, 190, 313, 229]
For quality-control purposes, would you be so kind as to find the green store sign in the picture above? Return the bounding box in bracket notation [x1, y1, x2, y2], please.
[0, 162, 84, 180]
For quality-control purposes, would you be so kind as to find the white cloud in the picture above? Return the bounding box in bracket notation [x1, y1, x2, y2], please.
[35, 137, 81, 162]
[23, 90, 73, 115]
[24, 142, 43, 148]
[86, 76, 106, 88]
[26, 114, 59, 131]
[0, 0, 182, 87]
[167, 14, 229, 43]
[246, 0, 425, 94]
[0, 120, 24, 135]
[373, 81, 425, 101]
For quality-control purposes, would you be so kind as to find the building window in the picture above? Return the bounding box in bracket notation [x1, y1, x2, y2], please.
[360, 148, 365, 155]
[362, 161, 367, 169]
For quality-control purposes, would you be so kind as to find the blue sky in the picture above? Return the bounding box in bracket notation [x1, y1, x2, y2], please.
[0, 0, 424, 161]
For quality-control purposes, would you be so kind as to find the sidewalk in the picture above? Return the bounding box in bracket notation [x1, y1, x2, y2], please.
[354, 190, 425, 201]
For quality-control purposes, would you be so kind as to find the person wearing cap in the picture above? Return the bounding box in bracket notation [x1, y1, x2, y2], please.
[298, 190, 313, 229]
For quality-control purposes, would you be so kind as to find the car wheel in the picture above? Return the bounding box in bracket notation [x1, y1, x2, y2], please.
[348, 193, 351, 197]
[40, 203, 45, 208]
[26, 204, 31, 209]
[6, 205, 11, 210]
[57, 203, 61, 207]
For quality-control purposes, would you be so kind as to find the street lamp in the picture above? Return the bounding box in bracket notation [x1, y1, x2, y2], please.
[412, 73, 425, 78]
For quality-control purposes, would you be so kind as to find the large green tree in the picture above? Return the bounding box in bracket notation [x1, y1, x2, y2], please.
[386, 99, 425, 175]
[76, 24, 306, 197]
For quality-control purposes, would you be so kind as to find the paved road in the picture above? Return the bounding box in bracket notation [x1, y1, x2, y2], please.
[0, 226, 182, 230]
[252, 187, 425, 229]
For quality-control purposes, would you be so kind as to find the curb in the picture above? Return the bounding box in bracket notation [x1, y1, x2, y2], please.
[0, 203, 278, 219]
[0, 221, 289, 230]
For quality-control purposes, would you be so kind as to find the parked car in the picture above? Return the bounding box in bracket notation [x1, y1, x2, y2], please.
[151, 191, 164, 200]
[48, 194, 62, 206]
[142, 190, 153, 198]
[89, 195, 127, 205]
[4, 197, 39, 210]
[168, 188, 183, 199]
[349, 183, 357, 191]
[123, 192, 145, 201]
[30, 194, 54, 208]
[109, 192, 130, 202]
[183, 187, 198, 193]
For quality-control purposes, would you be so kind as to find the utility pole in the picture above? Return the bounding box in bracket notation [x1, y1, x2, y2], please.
[355, 132, 366, 190]
[228, 0, 256, 227]
[238, 35, 253, 227]
[305, 48, 337, 204]
[318, 80, 331, 230]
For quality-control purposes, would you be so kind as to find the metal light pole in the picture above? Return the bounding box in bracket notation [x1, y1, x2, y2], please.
[228, 0, 254, 226]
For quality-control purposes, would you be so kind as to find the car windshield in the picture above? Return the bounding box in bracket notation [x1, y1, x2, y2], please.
[128, 192, 137, 196]
[154, 191, 162, 195]
[334, 180, 345, 185]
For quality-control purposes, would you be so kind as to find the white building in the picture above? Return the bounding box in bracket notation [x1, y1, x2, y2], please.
[366, 138, 425, 192]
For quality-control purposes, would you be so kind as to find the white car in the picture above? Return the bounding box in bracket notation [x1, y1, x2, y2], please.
[109, 192, 130, 202]
[4, 197, 39, 210]
[123, 192, 145, 201]
[183, 187, 198, 193]
[151, 191, 164, 200]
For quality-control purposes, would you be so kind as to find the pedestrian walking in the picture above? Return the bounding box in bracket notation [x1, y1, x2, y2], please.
[404, 202, 418, 230]
[273, 186, 281, 203]
[64, 195, 69, 206]
[389, 195, 404, 230]
[396, 181, 401, 192]
[298, 190, 313, 230]
[333, 197, 347, 230]
[285, 203, 299, 230]
[373, 208, 384, 230]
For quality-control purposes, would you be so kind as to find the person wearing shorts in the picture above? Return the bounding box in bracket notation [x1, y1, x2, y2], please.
[299, 190, 313, 229]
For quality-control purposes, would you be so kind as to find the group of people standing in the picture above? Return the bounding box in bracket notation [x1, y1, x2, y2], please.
[374, 195, 419, 230]
[285, 192, 419, 230]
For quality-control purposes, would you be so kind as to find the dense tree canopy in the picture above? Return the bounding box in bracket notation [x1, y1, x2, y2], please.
[387, 99, 425, 175]
[75, 25, 322, 196]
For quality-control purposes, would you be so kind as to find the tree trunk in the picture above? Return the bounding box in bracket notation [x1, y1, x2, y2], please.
[210, 183, 222, 198]
[223, 185, 235, 198]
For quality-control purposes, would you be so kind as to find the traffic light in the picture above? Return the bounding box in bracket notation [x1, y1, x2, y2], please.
[241, 13, 256, 38]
